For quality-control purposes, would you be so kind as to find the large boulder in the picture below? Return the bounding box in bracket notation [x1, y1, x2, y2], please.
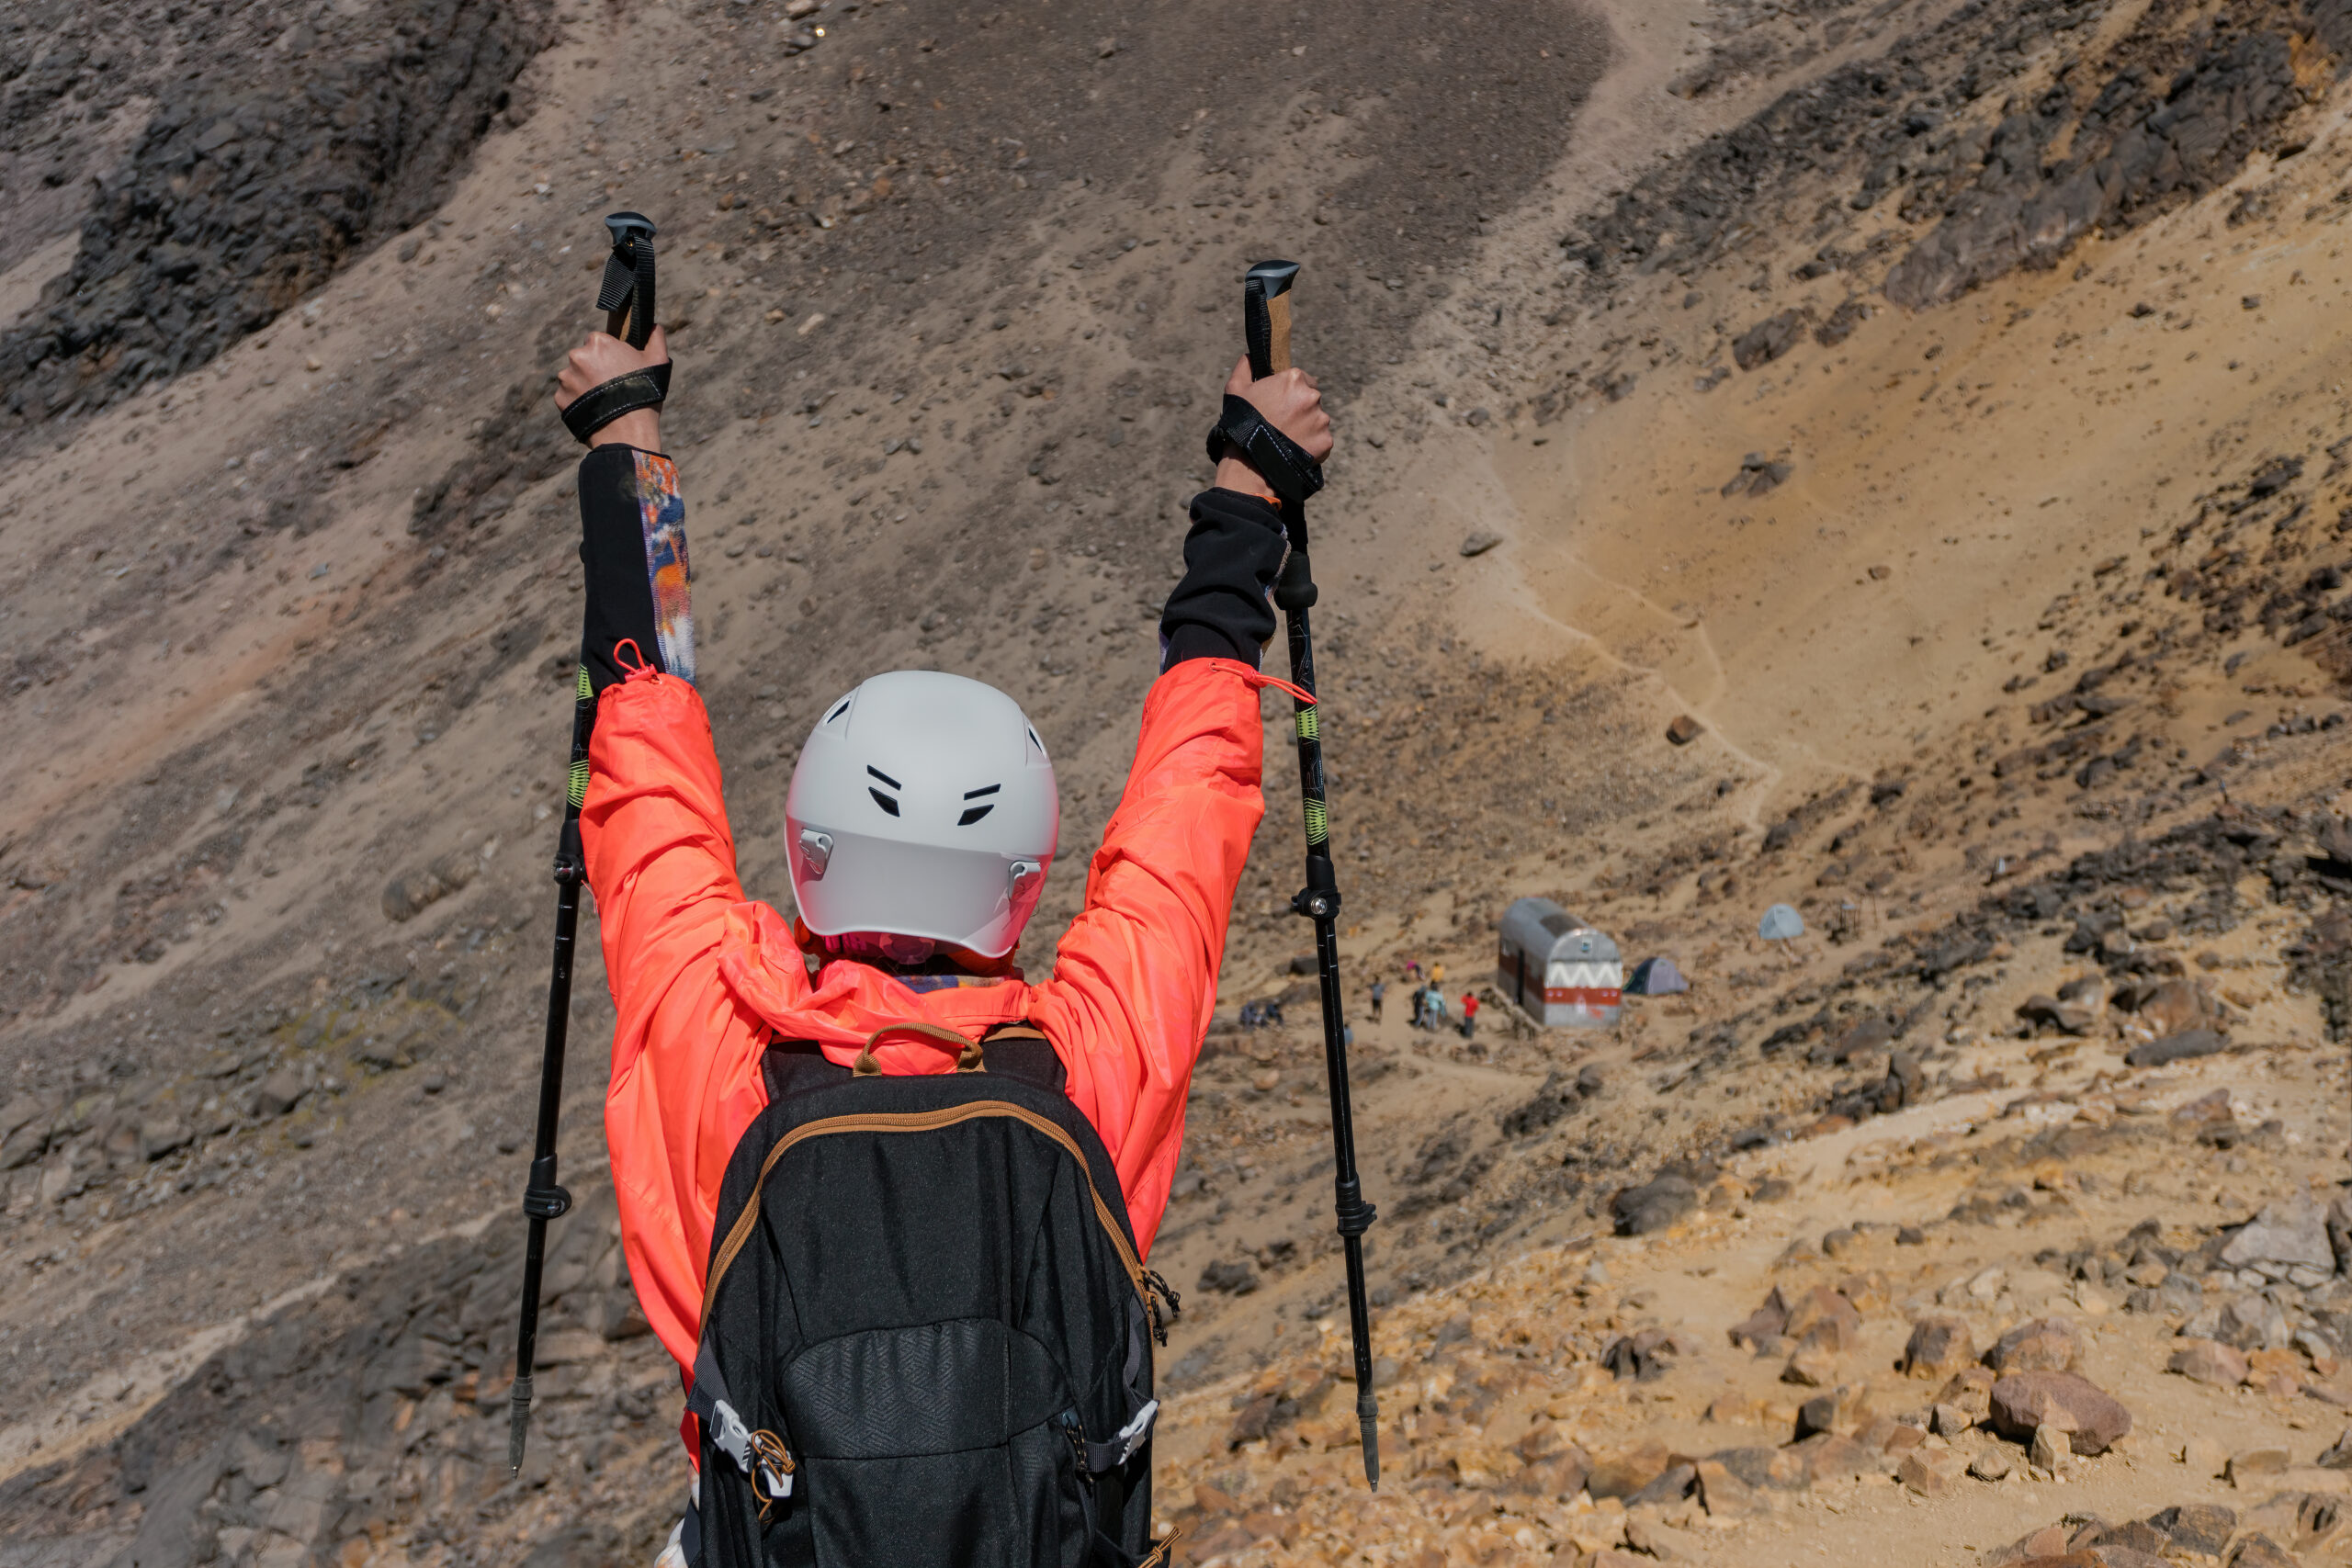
[1988, 1370, 2132, 1455]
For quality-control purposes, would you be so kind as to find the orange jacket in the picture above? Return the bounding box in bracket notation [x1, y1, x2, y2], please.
[581, 656, 1275, 1374]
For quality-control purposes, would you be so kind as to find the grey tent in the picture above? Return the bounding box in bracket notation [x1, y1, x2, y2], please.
[1624, 956, 1688, 996]
[1497, 897, 1623, 1028]
[1758, 903, 1805, 942]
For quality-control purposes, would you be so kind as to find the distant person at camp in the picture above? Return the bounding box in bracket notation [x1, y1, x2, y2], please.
[1369, 978, 1387, 1021]
[1430, 961, 1447, 987]
[1421, 987, 1449, 1030]
[1459, 991, 1479, 1041]
[1408, 984, 1425, 1029]
[550, 323, 1332, 1562]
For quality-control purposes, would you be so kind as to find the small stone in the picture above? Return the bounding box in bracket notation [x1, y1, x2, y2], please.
[1988, 1370, 2132, 1455]
[1904, 1315, 1976, 1379]
[1783, 1285, 1864, 1351]
[1665, 715, 1704, 747]
[1988, 1316, 2083, 1373]
[1788, 1430, 1874, 1484]
[1611, 1176, 1698, 1235]
[1623, 1515, 1703, 1564]
[1586, 1441, 1672, 1500]
[2221, 1195, 2335, 1275]
[2150, 1504, 2238, 1555]
[1695, 1459, 1768, 1518]
[2317, 1427, 2352, 1469]
[1968, 1448, 2014, 1482]
[1623, 1461, 1697, 1510]
[2030, 1423, 2073, 1471]
[1459, 530, 1503, 558]
[1931, 1403, 1973, 1438]
[1781, 1344, 1840, 1387]
[249, 1070, 308, 1121]
[2226, 1447, 2290, 1486]
[1900, 1447, 1962, 1497]
[2126, 1028, 2226, 1066]
[2227, 1534, 2298, 1568]
[2168, 1337, 2251, 1387]
[1987, 1525, 2070, 1564]
[1938, 1366, 1997, 1420]
[2183, 1436, 2229, 1476]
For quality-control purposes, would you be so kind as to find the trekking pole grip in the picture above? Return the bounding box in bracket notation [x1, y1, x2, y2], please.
[1243, 258, 1298, 379]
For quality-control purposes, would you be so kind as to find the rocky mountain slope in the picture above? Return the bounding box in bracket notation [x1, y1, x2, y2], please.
[2, 0, 2352, 1563]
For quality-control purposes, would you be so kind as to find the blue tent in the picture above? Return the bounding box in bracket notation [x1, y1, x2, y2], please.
[1758, 903, 1806, 942]
[1624, 956, 1689, 996]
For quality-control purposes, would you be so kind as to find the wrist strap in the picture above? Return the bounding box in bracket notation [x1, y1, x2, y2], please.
[1204, 393, 1324, 504]
[562, 362, 671, 445]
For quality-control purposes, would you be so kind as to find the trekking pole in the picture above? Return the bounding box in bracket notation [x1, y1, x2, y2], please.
[508, 210, 660, 1475]
[1241, 258, 1382, 1488]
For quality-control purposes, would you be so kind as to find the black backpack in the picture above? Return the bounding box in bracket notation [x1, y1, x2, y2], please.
[682, 1023, 1178, 1567]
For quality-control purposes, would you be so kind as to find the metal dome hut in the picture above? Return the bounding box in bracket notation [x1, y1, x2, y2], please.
[1496, 897, 1623, 1028]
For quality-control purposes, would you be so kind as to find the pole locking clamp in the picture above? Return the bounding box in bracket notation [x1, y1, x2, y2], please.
[1291, 886, 1341, 920]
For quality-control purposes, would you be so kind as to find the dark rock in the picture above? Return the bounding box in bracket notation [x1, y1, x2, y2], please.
[2149, 1504, 2238, 1556]
[1903, 1315, 1975, 1379]
[1460, 530, 1503, 558]
[1587, 1441, 1673, 1500]
[2126, 1028, 2226, 1066]
[1733, 309, 1810, 370]
[105, 1444, 227, 1568]
[1704, 1447, 1779, 1490]
[249, 1070, 308, 1121]
[1602, 1328, 1680, 1382]
[2226, 1535, 2298, 1568]
[0, 0, 555, 435]
[1665, 715, 1704, 748]
[1612, 1175, 1698, 1235]
[1198, 1259, 1258, 1295]
[1624, 1461, 1697, 1508]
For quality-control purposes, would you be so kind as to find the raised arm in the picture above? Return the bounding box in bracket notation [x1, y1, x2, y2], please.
[1032, 356, 1334, 1257]
[560, 330, 789, 1372]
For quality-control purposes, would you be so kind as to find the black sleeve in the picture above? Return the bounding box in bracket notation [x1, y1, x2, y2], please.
[576, 443, 695, 694]
[1158, 488, 1291, 672]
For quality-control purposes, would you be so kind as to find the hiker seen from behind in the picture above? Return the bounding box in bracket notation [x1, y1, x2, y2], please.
[550, 323, 1334, 1565]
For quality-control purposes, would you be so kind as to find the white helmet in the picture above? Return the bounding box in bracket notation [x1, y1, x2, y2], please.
[784, 671, 1058, 960]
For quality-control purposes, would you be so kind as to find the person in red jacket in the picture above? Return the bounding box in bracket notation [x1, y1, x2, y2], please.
[552, 327, 1333, 1383]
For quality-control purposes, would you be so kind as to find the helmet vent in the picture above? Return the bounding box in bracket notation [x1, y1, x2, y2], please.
[868, 788, 900, 817]
[824, 696, 854, 726]
[957, 804, 994, 826]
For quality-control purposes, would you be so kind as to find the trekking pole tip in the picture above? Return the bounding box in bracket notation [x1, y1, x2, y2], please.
[507, 1375, 535, 1475]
